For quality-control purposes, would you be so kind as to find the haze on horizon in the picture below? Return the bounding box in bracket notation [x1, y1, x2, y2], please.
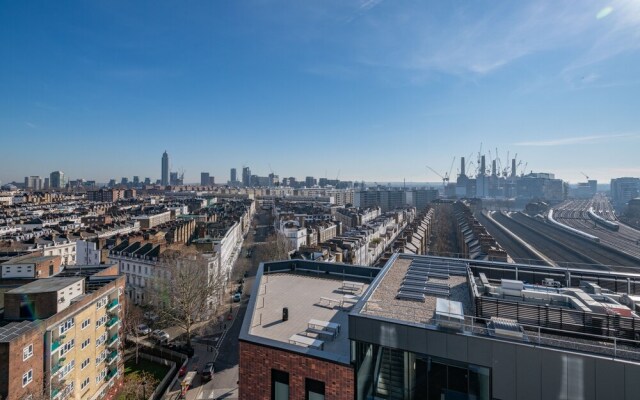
[1, 1, 640, 185]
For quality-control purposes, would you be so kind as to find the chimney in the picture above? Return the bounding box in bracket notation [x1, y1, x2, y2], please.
[481, 155, 486, 176]
[511, 159, 517, 178]
[460, 157, 466, 177]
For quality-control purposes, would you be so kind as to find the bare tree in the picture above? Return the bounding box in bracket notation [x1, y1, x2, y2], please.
[259, 231, 293, 262]
[151, 247, 225, 347]
[122, 301, 144, 364]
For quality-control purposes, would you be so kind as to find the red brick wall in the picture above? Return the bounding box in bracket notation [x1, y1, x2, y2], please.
[0, 326, 44, 400]
[239, 341, 354, 400]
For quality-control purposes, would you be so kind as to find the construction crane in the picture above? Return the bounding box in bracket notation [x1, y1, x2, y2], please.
[427, 157, 456, 187]
[581, 172, 589, 180]
[426, 166, 447, 187]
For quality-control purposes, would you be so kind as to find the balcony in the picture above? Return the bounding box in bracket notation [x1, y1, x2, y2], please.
[51, 339, 62, 353]
[106, 298, 119, 311]
[51, 361, 62, 375]
[106, 316, 120, 329]
[106, 350, 118, 365]
[107, 334, 119, 347]
[105, 368, 117, 382]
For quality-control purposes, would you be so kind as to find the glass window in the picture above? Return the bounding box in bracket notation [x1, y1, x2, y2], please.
[271, 369, 289, 400]
[23, 344, 33, 361]
[22, 369, 33, 387]
[305, 378, 325, 400]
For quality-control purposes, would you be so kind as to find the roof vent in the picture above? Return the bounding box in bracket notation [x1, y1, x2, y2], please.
[488, 317, 526, 341]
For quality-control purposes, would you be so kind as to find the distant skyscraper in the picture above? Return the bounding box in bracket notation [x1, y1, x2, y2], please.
[170, 172, 178, 186]
[24, 176, 43, 190]
[230, 168, 237, 183]
[50, 171, 64, 189]
[144, 177, 151, 185]
[161, 151, 170, 186]
[133, 176, 140, 185]
[242, 167, 251, 187]
[201, 172, 210, 186]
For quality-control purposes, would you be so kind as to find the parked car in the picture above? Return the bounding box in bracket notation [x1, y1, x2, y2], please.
[151, 329, 170, 343]
[143, 311, 159, 322]
[136, 324, 152, 335]
[201, 362, 214, 381]
[232, 293, 242, 302]
[167, 342, 195, 357]
[178, 366, 187, 378]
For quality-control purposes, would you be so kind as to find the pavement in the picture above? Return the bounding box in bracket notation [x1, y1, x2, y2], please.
[163, 210, 271, 400]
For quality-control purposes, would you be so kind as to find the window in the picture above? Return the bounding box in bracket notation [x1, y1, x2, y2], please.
[271, 369, 289, 400]
[81, 318, 91, 329]
[81, 358, 90, 370]
[81, 338, 91, 349]
[96, 314, 108, 328]
[60, 338, 75, 356]
[81, 376, 90, 390]
[23, 344, 33, 361]
[59, 317, 75, 335]
[22, 369, 33, 387]
[96, 296, 108, 309]
[305, 379, 325, 400]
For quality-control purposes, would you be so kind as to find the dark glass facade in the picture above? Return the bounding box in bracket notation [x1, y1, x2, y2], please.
[353, 341, 490, 400]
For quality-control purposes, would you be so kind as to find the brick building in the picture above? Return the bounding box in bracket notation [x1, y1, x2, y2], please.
[0, 264, 125, 400]
[239, 260, 380, 400]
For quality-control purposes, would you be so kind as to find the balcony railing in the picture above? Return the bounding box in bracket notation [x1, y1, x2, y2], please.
[106, 316, 120, 329]
[51, 340, 62, 352]
[108, 334, 119, 347]
[106, 298, 119, 311]
[105, 369, 117, 382]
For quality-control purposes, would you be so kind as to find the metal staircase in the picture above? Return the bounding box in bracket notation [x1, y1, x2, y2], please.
[375, 348, 405, 399]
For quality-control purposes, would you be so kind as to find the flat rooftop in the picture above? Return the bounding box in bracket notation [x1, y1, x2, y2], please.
[6, 277, 83, 294]
[362, 256, 471, 325]
[249, 272, 368, 360]
[241, 260, 379, 364]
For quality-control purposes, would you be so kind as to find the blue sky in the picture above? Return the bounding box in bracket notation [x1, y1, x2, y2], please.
[1, 0, 640, 184]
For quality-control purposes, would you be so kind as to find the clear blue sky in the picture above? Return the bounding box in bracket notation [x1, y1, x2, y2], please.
[1, 0, 639, 184]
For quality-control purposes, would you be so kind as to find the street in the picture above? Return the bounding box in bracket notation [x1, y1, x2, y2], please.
[164, 209, 272, 399]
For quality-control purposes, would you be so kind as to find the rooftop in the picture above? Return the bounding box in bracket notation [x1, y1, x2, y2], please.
[0, 320, 40, 343]
[241, 260, 379, 364]
[354, 253, 640, 363]
[6, 277, 83, 294]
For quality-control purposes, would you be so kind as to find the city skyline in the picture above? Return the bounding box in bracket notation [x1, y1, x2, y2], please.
[2, 1, 640, 184]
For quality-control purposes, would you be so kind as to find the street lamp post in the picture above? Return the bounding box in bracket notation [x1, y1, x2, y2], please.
[141, 379, 146, 400]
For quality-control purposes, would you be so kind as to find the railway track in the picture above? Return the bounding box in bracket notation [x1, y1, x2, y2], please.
[475, 211, 548, 266]
[509, 212, 638, 270]
[554, 198, 640, 260]
[491, 212, 604, 268]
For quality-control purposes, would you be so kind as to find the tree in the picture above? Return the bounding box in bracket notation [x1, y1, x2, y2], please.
[151, 247, 225, 347]
[122, 301, 144, 364]
[259, 231, 293, 262]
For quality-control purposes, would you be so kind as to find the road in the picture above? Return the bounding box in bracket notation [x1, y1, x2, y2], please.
[164, 208, 271, 400]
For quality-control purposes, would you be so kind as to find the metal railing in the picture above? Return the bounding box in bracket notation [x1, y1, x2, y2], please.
[360, 301, 640, 362]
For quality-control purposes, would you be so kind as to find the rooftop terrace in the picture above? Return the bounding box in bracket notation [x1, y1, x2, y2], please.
[241, 260, 379, 364]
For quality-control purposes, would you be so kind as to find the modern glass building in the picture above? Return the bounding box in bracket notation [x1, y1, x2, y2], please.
[240, 255, 640, 400]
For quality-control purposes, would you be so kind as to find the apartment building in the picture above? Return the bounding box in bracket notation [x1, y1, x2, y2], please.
[0, 264, 124, 400]
[134, 211, 172, 229]
[240, 255, 640, 400]
[1, 254, 62, 279]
